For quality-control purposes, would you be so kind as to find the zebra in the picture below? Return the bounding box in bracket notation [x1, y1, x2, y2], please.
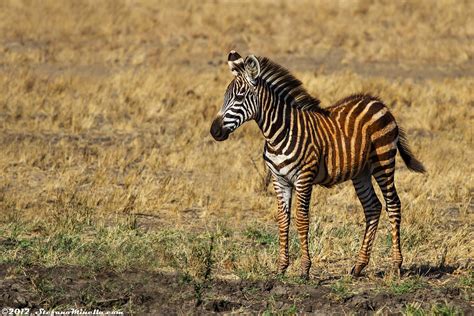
[210, 51, 426, 278]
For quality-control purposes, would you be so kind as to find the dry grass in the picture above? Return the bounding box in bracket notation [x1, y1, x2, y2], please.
[0, 0, 473, 313]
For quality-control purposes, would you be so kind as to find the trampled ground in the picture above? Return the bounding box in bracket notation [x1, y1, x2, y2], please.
[0, 0, 473, 314]
[1, 263, 472, 314]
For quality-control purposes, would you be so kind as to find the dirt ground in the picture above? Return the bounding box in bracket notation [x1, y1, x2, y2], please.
[1, 263, 472, 315]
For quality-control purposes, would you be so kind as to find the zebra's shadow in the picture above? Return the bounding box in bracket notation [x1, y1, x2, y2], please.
[370, 264, 460, 279]
[403, 264, 459, 278]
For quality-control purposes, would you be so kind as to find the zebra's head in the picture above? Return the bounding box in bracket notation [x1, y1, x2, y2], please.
[210, 51, 261, 141]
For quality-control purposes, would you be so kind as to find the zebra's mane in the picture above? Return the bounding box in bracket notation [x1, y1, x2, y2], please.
[258, 57, 328, 114]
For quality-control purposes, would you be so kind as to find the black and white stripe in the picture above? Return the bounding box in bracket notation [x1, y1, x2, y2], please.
[211, 51, 425, 278]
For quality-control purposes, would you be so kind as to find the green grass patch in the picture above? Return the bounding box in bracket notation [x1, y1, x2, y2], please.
[403, 302, 464, 316]
[404, 302, 425, 316]
[244, 226, 277, 246]
[0, 214, 281, 281]
[431, 303, 464, 316]
[329, 276, 353, 300]
[388, 277, 425, 295]
[459, 271, 473, 288]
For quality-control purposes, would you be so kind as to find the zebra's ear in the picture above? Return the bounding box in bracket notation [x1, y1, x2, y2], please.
[228, 50, 244, 76]
[244, 55, 260, 85]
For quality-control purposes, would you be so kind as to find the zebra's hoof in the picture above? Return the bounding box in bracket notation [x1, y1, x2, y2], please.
[350, 264, 366, 277]
[390, 264, 402, 278]
[276, 263, 289, 275]
[275, 267, 288, 277]
[299, 273, 310, 281]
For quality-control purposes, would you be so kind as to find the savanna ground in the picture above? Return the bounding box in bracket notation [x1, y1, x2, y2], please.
[0, 0, 473, 314]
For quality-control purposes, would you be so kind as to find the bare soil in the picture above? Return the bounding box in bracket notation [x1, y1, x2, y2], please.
[1, 264, 471, 315]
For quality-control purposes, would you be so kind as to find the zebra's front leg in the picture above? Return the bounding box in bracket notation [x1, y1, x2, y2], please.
[272, 179, 292, 274]
[295, 183, 313, 279]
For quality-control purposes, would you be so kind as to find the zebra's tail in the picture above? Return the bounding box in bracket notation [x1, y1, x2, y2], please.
[397, 128, 426, 173]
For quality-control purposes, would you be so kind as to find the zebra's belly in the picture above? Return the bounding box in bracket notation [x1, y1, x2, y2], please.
[314, 154, 365, 187]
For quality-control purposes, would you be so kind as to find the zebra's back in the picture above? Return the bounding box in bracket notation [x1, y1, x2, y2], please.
[315, 94, 399, 187]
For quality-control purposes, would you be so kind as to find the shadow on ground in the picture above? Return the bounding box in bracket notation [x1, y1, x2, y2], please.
[0, 264, 471, 314]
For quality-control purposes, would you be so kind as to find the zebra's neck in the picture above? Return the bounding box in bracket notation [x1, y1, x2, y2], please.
[255, 82, 303, 149]
[252, 57, 326, 150]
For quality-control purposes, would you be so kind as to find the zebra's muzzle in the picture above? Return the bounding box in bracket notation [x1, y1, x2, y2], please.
[210, 117, 230, 141]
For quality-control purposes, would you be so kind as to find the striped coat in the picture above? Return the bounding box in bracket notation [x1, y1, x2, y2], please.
[211, 51, 425, 278]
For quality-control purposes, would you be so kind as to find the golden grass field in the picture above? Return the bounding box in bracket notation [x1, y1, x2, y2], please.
[0, 0, 473, 314]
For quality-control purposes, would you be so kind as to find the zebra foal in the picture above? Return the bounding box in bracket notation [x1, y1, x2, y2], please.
[210, 51, 425, 278]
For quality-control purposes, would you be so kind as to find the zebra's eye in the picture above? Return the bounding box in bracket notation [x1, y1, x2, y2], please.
[234, 93, 244, 102]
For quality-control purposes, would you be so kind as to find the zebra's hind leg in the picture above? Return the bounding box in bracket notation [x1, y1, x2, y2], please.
[272, 178, 293, 274]
[374, 169, 403, 276]
[351, 171, 382, 277]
